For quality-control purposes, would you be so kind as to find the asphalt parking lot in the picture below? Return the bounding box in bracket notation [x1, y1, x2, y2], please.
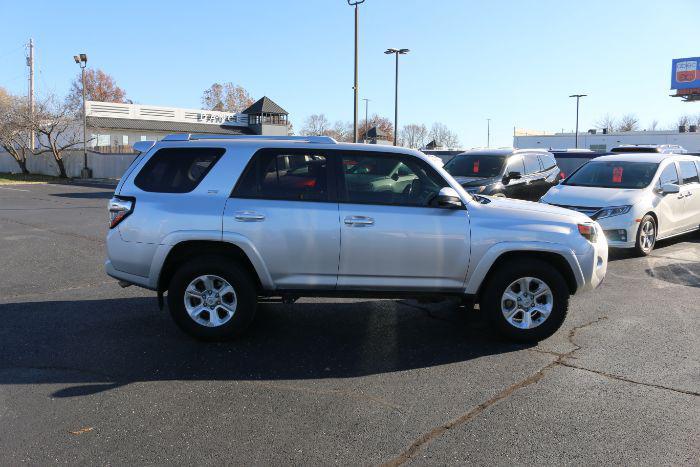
[0, 182, 698, 465]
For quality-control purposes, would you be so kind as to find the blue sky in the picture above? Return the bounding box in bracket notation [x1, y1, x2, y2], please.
[0, 0, 698, 147]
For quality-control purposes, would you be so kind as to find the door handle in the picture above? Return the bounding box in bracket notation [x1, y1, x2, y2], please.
[234, 211, 265, 222]
[344, 215, 374, 226]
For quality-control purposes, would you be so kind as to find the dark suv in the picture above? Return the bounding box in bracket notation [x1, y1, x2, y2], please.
[443, 149, 560, 201]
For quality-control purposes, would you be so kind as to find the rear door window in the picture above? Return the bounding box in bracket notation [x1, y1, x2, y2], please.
[539, 154, 557, 170]
[134, 148, 224, 193]
[523, 154, 542, 174]
[232, 149, 331, 201]
[679, 161, 699, 184]
[506, 156, 526, 175]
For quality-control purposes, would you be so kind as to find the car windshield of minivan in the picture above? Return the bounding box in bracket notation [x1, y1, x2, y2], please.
[443, 154, 506, 178]
[564, 161, 659, 189]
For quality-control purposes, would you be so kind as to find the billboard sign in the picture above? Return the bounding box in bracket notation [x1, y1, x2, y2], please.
[671, 57, 700, 90]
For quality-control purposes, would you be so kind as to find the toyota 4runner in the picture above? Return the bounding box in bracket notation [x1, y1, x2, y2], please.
[106, 134, 608, 342]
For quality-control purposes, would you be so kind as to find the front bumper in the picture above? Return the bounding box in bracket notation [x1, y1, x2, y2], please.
[575, 223, 608, 292]
[597, 214, 638, 249]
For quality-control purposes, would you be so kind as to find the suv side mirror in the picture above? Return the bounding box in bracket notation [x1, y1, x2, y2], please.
[437, 187, 463, 208]
[660, 183, 680, 195]
[391, 173, 400, 181]
[503, 171, 522, 184]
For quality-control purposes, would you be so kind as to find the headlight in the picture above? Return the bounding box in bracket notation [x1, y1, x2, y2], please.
[465, 186, 486, 194]
[594, 205, 632, 219]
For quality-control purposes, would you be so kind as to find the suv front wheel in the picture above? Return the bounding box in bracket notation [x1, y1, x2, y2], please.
[167, 256, 257, 341]
[481, 259, 569, 342]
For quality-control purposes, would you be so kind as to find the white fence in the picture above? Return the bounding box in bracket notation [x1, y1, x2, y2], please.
[0, 151, 138, 179]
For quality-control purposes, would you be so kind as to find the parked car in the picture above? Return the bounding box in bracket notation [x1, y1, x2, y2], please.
[549, 149, 612, 180]
[106, 134, 607, 343]
[443, 149, 560, 201]
[541, 153, 700, 255]
[610, 144, 687, 154]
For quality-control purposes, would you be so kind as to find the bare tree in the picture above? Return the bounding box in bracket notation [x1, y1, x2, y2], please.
[677, 115, 691, 129]
[329, 120, 352, 142]
[428, 122, 459, 148]
[618, 114, 639, 132]
[300, 114, 331, 136]
[648, 119, 659, 131]
[359, 114, 394, 143]
[202, 83, 225, 111]
[223, 83, 255, 113]
[67, 69, 127, 110]
[202, 82, 254, 113]
[0, 90, 32, 174]
[595, 114, 617, 132]
[28, 96, 83, 178]
[399, 123, 428, 149]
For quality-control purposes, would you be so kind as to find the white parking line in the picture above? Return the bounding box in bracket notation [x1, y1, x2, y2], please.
[0, 186, 30, 192]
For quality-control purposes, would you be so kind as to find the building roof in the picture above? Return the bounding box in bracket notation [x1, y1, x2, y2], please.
[86, 116, 255, 135]
[242, 96, 288, 115]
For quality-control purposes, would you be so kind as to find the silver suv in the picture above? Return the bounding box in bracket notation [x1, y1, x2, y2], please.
[106, 134, 608, 342]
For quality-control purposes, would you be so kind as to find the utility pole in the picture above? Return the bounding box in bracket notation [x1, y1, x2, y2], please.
[348, 0, 365, 143]
[486, 118, 491, 148]
[362, 98, 370, 143]
[27, 38, 35, 151]
[569, 94, 587, 148]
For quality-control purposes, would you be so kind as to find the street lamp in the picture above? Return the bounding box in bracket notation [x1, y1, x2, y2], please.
[486, 118, 491, 148]
[384, 48, 409, 146]
[569, 94, 587, 149]
[348, 0, 365, 143]
[362, 98, 370, 143]
[74, 53, 91, 178]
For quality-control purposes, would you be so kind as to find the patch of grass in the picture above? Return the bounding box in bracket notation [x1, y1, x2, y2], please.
[0, 172, 64, 185]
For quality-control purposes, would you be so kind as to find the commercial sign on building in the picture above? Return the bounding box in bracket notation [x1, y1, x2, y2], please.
[671, 57, 700, 90]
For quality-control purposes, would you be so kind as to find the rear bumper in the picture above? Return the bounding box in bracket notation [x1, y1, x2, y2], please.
[105, 259, 156, 290]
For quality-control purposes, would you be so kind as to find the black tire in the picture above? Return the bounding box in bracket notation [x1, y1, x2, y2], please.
[481, 259, 569, 343]
[167, 256, 257, 341]
[634, 214, 656, 256]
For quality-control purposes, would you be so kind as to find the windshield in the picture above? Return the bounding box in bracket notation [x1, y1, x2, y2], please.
[443, 154, 506, 178]
[564, 161, 659, 189]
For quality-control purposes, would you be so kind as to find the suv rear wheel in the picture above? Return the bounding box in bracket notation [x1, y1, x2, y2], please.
[481, 259, 569, 342]
[167, 256, 257, 341]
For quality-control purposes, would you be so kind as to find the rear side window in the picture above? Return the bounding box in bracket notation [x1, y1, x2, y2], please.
[233, 149, 329, 201]
[523, 154, 541, 174]
[134, 148, 224, 193]
[539, 154, 557, 170]
[679, 161, 699, 184]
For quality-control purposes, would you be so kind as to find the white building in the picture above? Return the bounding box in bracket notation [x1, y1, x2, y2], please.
[514, 129, 700, 153]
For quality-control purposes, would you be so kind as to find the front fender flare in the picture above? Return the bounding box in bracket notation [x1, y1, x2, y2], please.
[464, 241, 585, 295]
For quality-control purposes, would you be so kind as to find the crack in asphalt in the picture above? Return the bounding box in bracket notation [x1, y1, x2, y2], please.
[381, 316, 608, 467]
[396, 300, 460, 324]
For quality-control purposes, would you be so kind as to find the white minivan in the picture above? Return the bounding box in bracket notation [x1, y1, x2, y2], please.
[541, 153, 700, 255]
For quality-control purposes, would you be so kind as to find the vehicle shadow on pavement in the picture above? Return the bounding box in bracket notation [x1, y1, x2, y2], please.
[0, 298, 526, 398]
[50, 191, 115, 199]
[646, 262, 700, 288]
[608, 234, 699, 262]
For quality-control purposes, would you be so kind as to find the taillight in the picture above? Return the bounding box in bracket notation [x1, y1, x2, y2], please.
[577, 223, 598, 243]
[108, 196, 134, 229]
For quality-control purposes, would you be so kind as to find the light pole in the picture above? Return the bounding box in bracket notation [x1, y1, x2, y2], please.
[74, 53, 91, 178]
[486, 118, 491, 148]
[569, 94, 587, 148]
[384, 48, 409, 146]
[362, 98, 370, 142]
[348, 0, 365, 143]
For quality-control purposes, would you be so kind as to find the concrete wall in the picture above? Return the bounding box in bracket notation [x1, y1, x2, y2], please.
[514, 131, 700, 152]
[0, 151, 137, 179]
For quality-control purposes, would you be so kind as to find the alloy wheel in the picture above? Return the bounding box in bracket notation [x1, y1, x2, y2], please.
[183, 274, 238, 327]
[500, 276, 553, 329]
[639, 219, 656, 253]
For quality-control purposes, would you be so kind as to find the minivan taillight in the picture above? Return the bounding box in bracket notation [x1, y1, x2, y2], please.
[108, 196, 134, 229]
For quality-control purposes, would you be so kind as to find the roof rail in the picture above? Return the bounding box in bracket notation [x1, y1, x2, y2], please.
[161, 133, 338, 144]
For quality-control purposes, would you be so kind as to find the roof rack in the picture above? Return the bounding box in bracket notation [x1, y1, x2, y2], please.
[161, 133, 338, 144]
